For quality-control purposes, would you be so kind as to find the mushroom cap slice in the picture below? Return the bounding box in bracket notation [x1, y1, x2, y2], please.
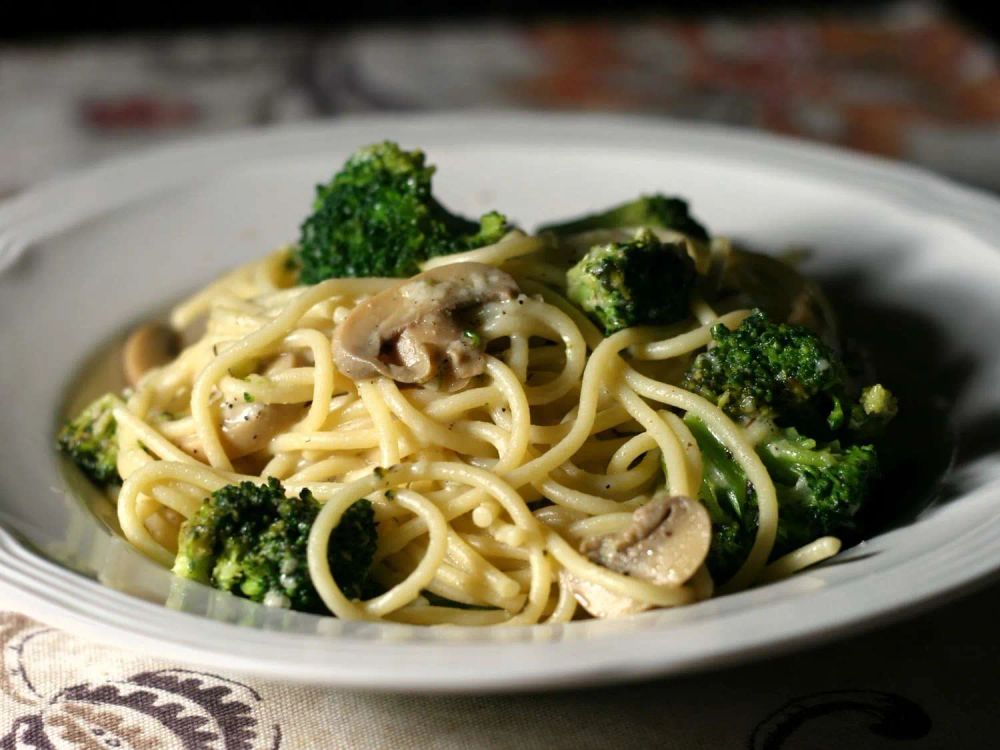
[332, 262, 519, 386]
[565, 494, 712, 619]
[218, 399, 305, 459]
[582, 494, 712, 588]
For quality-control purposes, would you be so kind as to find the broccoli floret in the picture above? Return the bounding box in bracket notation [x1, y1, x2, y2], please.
[680, 311, 894, 581]
[684, 415, 879, 583]
[324, 496, 380, 601]
[565, 229, 696, 335]
[465, 210, 509, 249]
[539, 194, 710, 242]
[758, 428, 879, 554]
[294, 141, 509, 282]
[57, 393, 121, 486]
[683, 309, 854, 431]
[173, 477, 377, 613]
[849, 384, 899, 436]
[683, 310, 898, 437]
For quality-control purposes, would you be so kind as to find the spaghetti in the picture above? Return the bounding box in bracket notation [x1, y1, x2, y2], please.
[104, 228, 841, 625]
[54, 143, 893, 626]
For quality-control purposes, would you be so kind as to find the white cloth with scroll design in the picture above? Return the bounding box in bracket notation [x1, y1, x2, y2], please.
[2, 582, 999, 749]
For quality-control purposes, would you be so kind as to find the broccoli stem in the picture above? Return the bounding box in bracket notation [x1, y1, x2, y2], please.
[683, 415, 748, 524]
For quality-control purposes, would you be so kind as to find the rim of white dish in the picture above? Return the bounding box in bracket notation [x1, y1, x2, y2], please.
[2, 112, 1000, 692]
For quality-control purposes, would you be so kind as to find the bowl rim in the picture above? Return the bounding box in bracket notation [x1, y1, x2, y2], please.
[2, 111, 1000, 693]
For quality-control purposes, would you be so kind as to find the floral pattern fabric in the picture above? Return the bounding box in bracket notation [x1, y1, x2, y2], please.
[3, 578, 1000, 749]
[0, 2, 997, 198]
[1, 3, 999, 747]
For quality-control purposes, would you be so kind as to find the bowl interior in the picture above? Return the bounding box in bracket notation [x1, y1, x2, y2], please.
[2, 116, 999, 688]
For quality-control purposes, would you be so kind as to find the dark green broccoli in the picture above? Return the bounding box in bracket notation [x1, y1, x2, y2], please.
[539, 194, 710, 242]
[683, 309, 895, 433]
[294, 141, 509, 282]
[684, 415, 879, 583]
[173, 477, 377, 613]
[57, 393, 121, 486]
[565, 229, 696, 334]
[683, 415, 756, 580]
[758, 428, 878, 555]
[680, 311, 892, 582]
[704, 517, 757, 588]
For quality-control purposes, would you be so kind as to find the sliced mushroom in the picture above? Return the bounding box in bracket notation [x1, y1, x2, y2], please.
[217, 398, 305, 459]
[583, 494, 712, 586]
[122, 322, 181, 387]
[332, 262, 519, 388]
[564, 494, 712, 619]
[559, 569, 652, 618]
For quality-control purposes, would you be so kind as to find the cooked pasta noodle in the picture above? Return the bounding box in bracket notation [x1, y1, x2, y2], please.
[50, 143, 887, 628]
[99, 230, 845, 627]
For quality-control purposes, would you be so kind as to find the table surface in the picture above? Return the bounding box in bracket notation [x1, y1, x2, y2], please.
[1, 3, 998, 197]
[4, 581, 1000, 748]
[2, 5, 999, 748]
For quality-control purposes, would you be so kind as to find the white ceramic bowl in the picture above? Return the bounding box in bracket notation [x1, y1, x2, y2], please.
[2, 113, 999, 692]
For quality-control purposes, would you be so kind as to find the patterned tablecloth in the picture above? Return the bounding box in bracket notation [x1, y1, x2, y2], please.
[4, 581, 1000, 748]
[1, 2, 997, 198]
[2, 3, 999, 747]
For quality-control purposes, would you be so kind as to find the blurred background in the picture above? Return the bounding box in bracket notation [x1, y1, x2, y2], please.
[1, 0, 997, 196]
